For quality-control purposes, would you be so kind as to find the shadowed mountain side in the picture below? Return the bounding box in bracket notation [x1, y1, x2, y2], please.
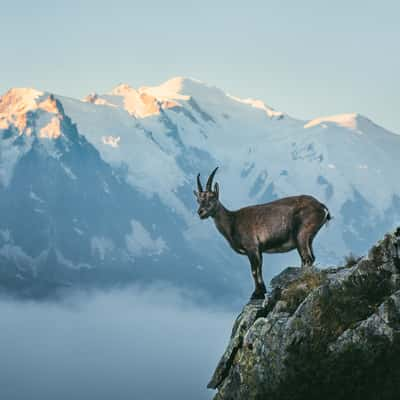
[1, 79, 400, 302]
[0, 97, 245, 302]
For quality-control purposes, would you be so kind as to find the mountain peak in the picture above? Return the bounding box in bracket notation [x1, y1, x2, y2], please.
[139, 76, 224, 101]
[0, 88, 64, 134]
[108, 77, 204, 99]
[86, 81, 180, 118]
[0, 87, 44, 115]
[304, 112, 363, 130]
[84, 77, 285, 121]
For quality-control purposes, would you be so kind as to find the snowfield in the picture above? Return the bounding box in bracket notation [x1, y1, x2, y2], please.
[0, 77, 399, 300]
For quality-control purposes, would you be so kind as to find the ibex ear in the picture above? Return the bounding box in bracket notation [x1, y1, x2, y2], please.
[193, 190, 199, 198]
[214, 182, 219, 198]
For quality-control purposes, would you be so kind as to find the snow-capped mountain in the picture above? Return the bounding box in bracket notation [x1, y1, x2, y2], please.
[0, 78, 399, 300]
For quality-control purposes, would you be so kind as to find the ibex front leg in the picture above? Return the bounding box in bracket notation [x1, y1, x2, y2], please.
[248, 250, 266, 300]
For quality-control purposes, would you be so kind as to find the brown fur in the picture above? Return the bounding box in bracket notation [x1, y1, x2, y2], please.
[195, 168, 331, 299]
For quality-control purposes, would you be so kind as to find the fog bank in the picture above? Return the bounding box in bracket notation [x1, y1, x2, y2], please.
[0, 285, 234, 400]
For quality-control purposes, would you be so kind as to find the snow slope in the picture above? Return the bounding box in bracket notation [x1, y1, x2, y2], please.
[1, 77, 399, 299]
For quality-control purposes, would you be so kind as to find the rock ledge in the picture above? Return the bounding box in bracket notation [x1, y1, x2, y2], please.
[209, 228, 400, 400]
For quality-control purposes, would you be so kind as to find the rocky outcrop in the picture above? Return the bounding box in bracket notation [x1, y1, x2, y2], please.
[209, 228, 400, 400]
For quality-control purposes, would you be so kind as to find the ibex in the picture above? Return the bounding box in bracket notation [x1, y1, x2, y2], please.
[194, 167, 331, 299]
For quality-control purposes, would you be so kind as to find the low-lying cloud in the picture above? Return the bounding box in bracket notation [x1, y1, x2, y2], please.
[0, 285, 235, 400]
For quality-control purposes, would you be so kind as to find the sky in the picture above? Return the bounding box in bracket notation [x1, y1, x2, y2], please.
[0, 3, 398, 398]
[0, 286, 234, 400]
[1, 0, 399, 133]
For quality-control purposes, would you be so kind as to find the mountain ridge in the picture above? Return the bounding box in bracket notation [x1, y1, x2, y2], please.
[5, 78, 396, 133]
[0, 77, 399, 300]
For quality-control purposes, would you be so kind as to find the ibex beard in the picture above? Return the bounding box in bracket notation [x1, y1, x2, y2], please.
[194, 167, 331, 300]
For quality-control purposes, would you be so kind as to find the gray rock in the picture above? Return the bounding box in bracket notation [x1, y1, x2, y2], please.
[207, 299, 268, 389]
[209, 228, 400, 400]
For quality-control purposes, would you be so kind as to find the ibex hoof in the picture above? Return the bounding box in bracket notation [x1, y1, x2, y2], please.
[302, 263, 315, 272]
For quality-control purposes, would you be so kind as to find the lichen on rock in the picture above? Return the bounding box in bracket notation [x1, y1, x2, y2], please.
[209, 228, 400, 400]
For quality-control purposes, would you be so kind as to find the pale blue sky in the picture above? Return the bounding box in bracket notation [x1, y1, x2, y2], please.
[1, 0, 399, 132]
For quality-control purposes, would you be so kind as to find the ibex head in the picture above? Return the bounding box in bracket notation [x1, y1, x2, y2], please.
[194, 167, 219, 219]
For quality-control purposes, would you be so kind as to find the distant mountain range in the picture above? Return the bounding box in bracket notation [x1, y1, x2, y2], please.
[0, 77, 399, 300]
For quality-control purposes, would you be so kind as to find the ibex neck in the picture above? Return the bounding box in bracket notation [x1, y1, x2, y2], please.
[212, 202, 234, 241]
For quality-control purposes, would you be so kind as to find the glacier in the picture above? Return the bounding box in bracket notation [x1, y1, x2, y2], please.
[0, 77, 399, 302]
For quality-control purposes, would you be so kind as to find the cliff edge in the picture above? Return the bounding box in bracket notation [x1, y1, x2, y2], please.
[209, 228, 400, 400]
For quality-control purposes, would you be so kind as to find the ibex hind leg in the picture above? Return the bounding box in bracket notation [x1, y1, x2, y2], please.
[256, 252, 267, 293]
[296, 230, 316, 268]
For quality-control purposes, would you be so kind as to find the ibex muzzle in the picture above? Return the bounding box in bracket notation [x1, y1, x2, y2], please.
[194, 167, 331, 300]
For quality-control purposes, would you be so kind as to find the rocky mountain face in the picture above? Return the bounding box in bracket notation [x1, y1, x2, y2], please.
[209, 228, 400, 400]
[0, 89, 241, 300]
[0, 78, 399, 300]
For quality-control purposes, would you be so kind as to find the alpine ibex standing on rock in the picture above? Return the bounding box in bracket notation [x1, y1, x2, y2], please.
[194, 167, 331, 299]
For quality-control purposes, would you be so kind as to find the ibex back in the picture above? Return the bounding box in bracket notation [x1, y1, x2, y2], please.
[194, 167, 331, 300]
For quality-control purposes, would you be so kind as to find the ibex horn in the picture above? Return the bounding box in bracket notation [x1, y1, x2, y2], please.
[206, 167, 219, 191]
[197, 173, 203, 192]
